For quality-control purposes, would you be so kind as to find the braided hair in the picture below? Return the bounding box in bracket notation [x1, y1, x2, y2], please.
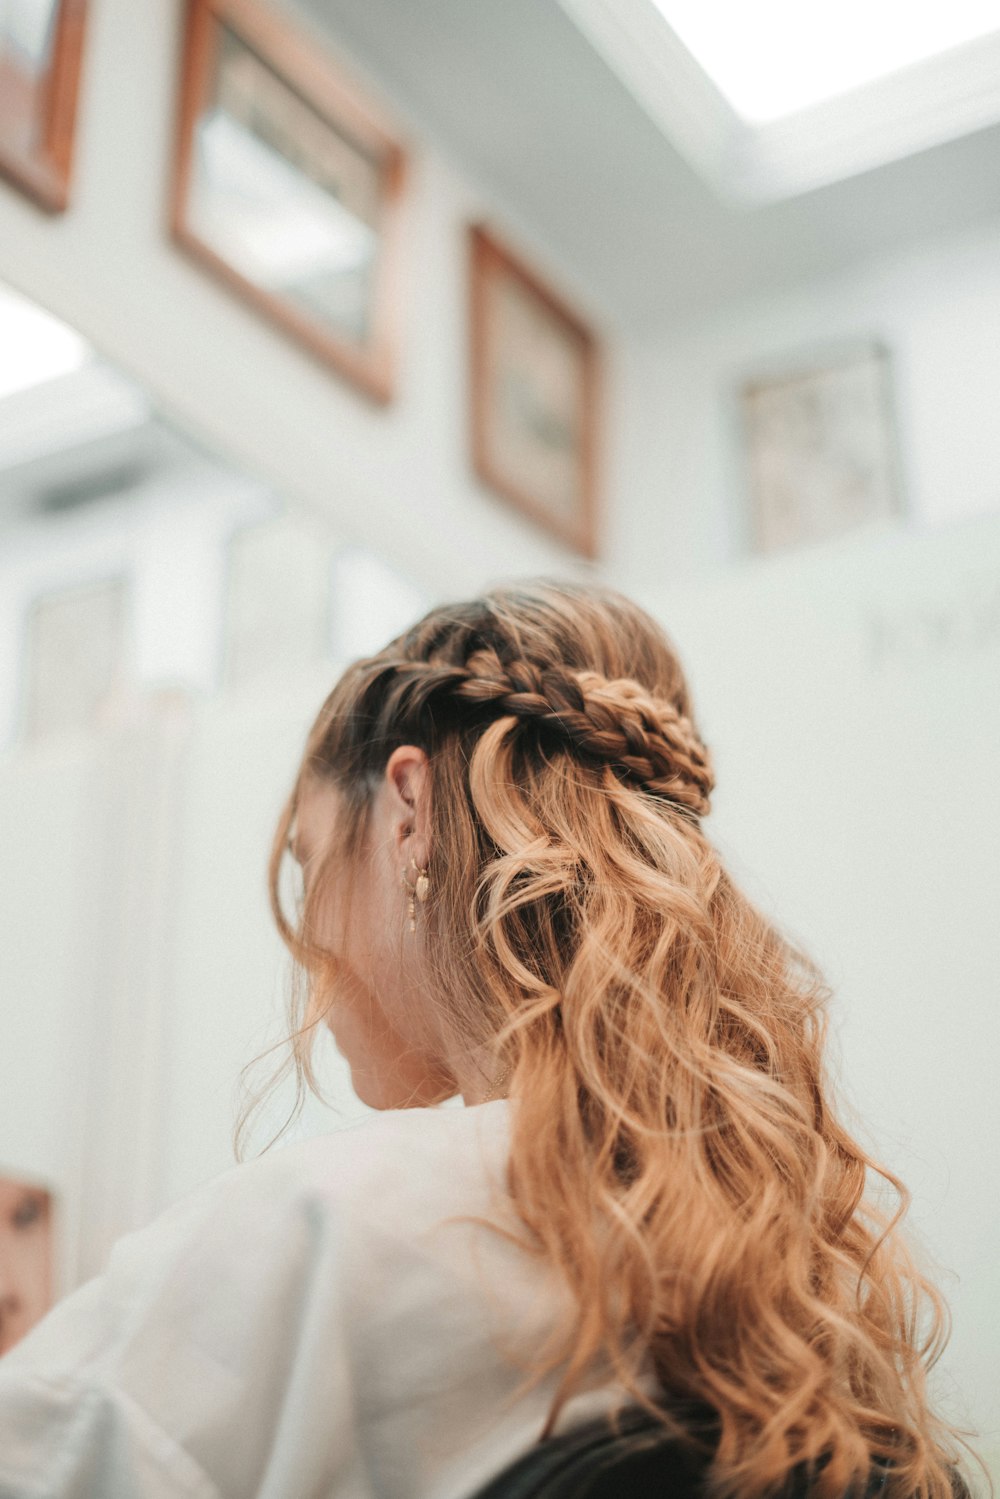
[262, 578, 977, 1499]
[304, 584, 714, 824]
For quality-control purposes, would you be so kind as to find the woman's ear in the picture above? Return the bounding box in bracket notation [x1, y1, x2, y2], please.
[384, 745, 432, 868]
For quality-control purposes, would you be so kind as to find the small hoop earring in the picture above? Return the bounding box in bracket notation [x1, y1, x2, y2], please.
[402, 858, 430, 934]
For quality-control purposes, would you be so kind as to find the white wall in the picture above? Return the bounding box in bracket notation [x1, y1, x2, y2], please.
[638, 508, 1000, 1478]
[155, 662, 373, 1212]
[609, 210, 1000, 586]
[0, 462, 272, 747]
[0, 671, 365, 1292]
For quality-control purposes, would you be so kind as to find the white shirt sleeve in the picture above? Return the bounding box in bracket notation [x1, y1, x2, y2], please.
[0, 1155, 371, 1499]
[0, 1372, 221, 1499]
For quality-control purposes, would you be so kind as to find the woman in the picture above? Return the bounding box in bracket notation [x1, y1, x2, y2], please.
[0, 580, 980, 1499]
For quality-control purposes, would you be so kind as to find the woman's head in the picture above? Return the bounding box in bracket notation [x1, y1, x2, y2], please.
[271, 578, 715, 1108]
[287, 750, 452, 1108]
[260, 577, 976, 1499]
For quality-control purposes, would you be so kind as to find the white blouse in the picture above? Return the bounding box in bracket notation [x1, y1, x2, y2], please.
[0, 1100, 641, 1499]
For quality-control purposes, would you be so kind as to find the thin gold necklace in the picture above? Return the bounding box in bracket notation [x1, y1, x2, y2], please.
[482, 1065, 512, 1104]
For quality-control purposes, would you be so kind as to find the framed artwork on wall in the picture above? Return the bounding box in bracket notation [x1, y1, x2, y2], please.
[22, 576, 128, 742]
[0, 0, 88, 213]
[223, 511, 334, 689]
[469, 224, 600, 559]
[172, 0, 407, 404]
[739, 343, 904, 555]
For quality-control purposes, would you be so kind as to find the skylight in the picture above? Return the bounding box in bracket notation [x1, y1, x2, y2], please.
[0, 287, 89, 402]
[649, 0, 1000, 121]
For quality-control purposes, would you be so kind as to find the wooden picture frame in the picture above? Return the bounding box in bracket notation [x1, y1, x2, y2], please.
[469, 224, 600, 558]
[739, 343, 904, 555]
[172, 0, 407, 404]
[0, 0, 89, 214]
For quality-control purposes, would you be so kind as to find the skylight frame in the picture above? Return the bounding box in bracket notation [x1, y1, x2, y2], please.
[645, 1, 1000, 124]
[555, 0, 1000, 204]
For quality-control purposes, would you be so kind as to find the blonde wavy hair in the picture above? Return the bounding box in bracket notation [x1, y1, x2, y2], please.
[250, 579, 981, 1499]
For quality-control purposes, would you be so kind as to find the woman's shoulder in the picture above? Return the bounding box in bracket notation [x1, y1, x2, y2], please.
[245, 1097, 510, 1195]
[2, 1101, 515, 1393]
[163, 1097, 514, 1254]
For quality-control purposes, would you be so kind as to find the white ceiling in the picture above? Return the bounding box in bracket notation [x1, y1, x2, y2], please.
[291, 0, 1000, 327]
[558, 0, 1000, 203]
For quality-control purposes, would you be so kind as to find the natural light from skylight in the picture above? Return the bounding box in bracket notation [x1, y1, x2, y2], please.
[0, 286, 89, 402]
[649, 0, 1000, 121]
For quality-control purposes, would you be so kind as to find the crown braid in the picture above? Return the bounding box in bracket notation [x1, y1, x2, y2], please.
[374, 645, 714, 818]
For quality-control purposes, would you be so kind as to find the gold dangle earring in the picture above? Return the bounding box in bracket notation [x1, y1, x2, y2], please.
[403, 857, 430, 934]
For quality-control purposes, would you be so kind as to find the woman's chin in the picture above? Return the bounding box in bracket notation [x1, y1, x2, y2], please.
[349, 1061, 456, 1112]
[350, 1071, 396, 1110]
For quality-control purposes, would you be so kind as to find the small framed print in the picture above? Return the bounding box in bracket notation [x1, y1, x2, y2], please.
[0, 1174, 54, 1356]
[740, 343, 904, 555]
[172, 0, 407, 404]
[469, 225, 600, 559]
[0, 0, 89, 213]
[223, 511, 334, 689]
[22, 576, 128, 742]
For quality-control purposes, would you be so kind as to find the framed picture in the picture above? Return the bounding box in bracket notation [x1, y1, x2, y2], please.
[223, 511, 334, 689]
[0, 0, 88, 213]
[0, 1174, 54, 1355]
[172, 0, 407, 404]
[22, 576, 128, 742]
[739, 343, 904, 555]
[469, 225, 600, 558]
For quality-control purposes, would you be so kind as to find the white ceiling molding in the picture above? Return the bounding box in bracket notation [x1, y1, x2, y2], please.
[552, 0, 744, 190]
[555, 0, 1000, 203]
[0, 364, 273, 528]
[0, 363, 152, 476]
